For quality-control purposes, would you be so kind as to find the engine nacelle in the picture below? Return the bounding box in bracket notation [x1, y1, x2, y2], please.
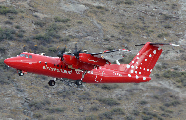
[78, 53, 109, 66]
[63, 54, 95, 71]
[63, 54, 77, 66]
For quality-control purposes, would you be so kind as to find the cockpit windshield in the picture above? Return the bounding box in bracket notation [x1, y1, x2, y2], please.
[20, 54, 25, 57]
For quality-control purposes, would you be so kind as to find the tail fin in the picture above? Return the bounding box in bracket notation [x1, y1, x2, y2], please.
[124, 42, 163, 77]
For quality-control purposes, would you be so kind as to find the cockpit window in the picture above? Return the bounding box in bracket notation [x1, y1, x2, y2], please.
[20, 54, 25, 57]
[25, 54, 28, 58]
[29, 55, 32, 59]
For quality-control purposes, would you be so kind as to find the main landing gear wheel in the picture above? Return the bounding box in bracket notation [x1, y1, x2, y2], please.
[75, 80, 82, 86]
[18, 71, 24, 76]
[48, 80, 55, 86]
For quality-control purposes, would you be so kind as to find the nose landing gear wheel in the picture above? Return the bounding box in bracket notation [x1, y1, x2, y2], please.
[75, 80, 82, 86]
[18, 72, 24, 76]
[48, 80, 55, 86]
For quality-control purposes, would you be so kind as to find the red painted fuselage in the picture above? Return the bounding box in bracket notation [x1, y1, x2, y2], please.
[4, 42, 165, 84]
[4, 52, 151, 83]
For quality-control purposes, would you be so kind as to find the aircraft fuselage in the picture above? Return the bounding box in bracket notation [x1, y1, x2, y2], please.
[4, 52, 151, 83]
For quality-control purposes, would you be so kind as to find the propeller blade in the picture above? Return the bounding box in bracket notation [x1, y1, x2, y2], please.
[57, 46, 66, 60]
[73, 49, 81, 59]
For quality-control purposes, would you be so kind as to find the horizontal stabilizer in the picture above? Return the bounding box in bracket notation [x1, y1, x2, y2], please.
[135, 43, 180, 47]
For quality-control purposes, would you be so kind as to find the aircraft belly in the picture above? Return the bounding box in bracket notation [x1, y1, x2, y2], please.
[83, 74, 151, 83]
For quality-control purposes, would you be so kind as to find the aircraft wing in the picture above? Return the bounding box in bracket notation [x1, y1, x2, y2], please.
[89, 49, 130, 62]
[101, 49, 130, 62]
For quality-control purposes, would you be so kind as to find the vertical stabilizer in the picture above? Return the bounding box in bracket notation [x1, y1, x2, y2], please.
[124, 42, 162, 77]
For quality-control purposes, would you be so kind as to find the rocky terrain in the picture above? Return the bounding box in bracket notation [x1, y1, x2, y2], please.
[0, 0, 186, 120]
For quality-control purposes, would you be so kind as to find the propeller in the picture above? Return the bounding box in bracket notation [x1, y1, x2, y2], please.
[73, 43, 82, 59]
[57, 43, 82, 60]
[57, 47, 66, 60]
[73, 49, 81, 59]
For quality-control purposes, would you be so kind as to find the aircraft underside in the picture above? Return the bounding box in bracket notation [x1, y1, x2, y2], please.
[17, 64, 151, 86]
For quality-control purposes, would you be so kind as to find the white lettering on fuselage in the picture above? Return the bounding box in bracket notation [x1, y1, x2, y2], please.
[43, 65, 73, 74]
[88, 59, 98, 62]
[76, 71, 81, 74]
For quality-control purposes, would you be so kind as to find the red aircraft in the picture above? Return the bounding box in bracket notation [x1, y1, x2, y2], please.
[4, 42, 179, 86]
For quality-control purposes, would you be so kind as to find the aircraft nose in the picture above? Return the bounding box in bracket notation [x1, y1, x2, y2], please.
[4, 58, 9, 65]
[4, 58, 18, 67]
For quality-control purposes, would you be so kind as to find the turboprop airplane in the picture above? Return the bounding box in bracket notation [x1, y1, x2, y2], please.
[4, 42, 179, 86]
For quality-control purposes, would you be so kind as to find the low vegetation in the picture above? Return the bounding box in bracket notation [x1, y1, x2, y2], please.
[84, 115, 97, 120]
[97, 98, 120, 106]
[0, 59, 6, 69]
[98, 108, 124, 119]
[110, 108, 125, 115]
[34, 34, 51, 42]
[56, 90, 76, 98]
[124, 0, 134, 5]
[164, 100, 181, 107]
[45, 107, 66, 113]
[139, 100, 148, 105]
[29, 99, 51, 110]
[99, 111, 113, 119]
[78, 92, 92, 100]
[89, 106, 99, 111]
[162, 70, 186, 87]
[132, 109, 140, 116]
[54, 16, 70, 23]
[100, 84, 119, 90]
[0, 28, 16, 41]
[34, 20, 46, 27]
[0, 5, 18, 15]
[157, 33, 169, 38]
[33, 112, 43, 118]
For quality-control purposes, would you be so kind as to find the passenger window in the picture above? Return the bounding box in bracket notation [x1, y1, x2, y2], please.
[25, 54, 28, 58]
[20, 54, 25, 57]
[29, 55, 32, 59]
